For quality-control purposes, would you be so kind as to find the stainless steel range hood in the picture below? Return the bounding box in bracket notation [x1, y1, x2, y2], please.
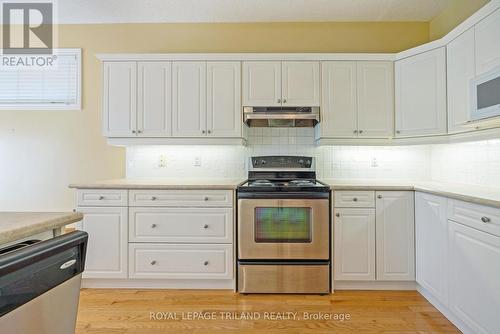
[243, 107, 320, 127]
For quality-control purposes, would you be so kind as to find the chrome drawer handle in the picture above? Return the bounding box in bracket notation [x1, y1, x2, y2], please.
[353, 198, 358, 202]
[481, 217, 491, 223]
[151, 196, 158, 201]
[203, 224, 209, 229]
[377, 195, 382, 199]
[204, 261, 209, 266]
[335, 213, 340, 217]
[151, 224, 157, 228]
[204, 197, 209, 201]
[151, 260, 157, 265]
[98, 196, 105, 200]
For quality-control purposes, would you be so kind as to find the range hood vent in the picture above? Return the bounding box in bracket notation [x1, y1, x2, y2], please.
[243, 107, 320, 127]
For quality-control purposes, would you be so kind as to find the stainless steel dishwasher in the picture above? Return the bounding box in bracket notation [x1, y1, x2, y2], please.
[0, 231, 88, 334]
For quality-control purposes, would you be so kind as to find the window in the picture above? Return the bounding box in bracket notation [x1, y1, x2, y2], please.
[0, 49, 81, 110]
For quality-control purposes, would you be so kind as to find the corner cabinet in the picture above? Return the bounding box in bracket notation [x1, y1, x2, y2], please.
[243, 61, 320, 107]
[319, 61, 394, 139]
[475, 8, 500, 76]
[395, 47, 447, 137]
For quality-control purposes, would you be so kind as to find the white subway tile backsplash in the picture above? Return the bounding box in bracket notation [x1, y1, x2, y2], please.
[126, 129, 500, 187]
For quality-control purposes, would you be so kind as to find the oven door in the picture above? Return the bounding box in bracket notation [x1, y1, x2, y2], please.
[238, 198, 329, 260]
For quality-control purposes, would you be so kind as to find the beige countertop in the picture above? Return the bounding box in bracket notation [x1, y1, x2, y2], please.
[321, 179, 500, 208]
[69, 178, 245, 190]
[0, 212, 83, 245]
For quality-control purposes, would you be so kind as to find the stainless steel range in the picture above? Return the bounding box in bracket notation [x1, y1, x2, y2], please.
[237, 156, 331, 294]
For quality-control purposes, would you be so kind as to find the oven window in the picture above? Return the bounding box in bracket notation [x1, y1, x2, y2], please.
[254, 207, 312, 243]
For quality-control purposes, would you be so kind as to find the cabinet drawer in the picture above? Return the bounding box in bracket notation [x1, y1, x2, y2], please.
[129, 207, 233, 243]
[448, 199, 500, 237]
[334, 191, 375, 208]
[76, 189, 128, 207]
[129, 244, 233, 279]
[129, 190, 233, 207]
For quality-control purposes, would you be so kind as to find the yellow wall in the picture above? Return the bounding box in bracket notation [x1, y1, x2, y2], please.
[429, 0, 490, 40]
[0, 22, 429, 211]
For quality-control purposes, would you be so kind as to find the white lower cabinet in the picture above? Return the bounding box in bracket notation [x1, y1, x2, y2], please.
[415, 192, 448, 305]
[129, 243, 233, 279]
[76, 207, 128, 278]
[375, 191, 415, 281]
[334, 208, 376, 280]
[448, 221, 500, 334]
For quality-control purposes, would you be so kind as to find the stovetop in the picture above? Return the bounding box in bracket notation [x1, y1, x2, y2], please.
[238, 156, 330, 194]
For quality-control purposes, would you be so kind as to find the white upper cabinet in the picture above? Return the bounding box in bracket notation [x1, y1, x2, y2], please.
[447, 29, 475, 134]
[415, 192, 448, 306]
[206, 62, 242, 137]
[172, 62, 207, 137]
[321, 62, 358, 137]
[243, 61, 320, 107]
[475, 8, 500, 76]
[357, 62, 394, 138]
[137, 62, 172, 137]
[282, 61, 320, 106]
[375, 191, 415, 281]
[243, 61, 281, 106]
[102, 62, 137, 137]
[334, 208, 376, 281]
[395, 47, 447, 137]
[320, 61, 394, 138]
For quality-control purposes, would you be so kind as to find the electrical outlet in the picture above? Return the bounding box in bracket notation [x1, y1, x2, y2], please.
[158, 154, 167, 168]
[194, 156, 202, 167]
[371, 158, 379, 168]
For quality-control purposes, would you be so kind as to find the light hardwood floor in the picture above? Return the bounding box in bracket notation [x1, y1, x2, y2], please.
[76, 289, 459, 333]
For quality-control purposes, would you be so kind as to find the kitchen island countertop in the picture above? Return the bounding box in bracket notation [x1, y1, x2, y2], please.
[0, 212, 83, 245]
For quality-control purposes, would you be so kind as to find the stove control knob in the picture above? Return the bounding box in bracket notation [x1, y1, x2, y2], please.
[261, 160, 266, 165]
[298, 159, 304, 165]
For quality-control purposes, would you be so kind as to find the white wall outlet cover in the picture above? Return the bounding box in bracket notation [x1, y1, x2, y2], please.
[158, 154, 167, 168]
[194, 156, 202, 167]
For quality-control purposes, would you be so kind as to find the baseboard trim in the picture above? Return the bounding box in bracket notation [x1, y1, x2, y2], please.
[333, 280, 416, 290]
[81, 278, 235, 289]
[417, 285, 474, 334]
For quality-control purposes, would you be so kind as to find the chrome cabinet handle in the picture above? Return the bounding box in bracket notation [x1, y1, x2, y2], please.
[150, 260, 157, 265]
[283, 99, 287, 103]
[151, 224, 157, 228]
[132, 130, 136, 134]
[353, 130, 358, 134]
[377, 195, 382, 199]
[481, 217, 491, 223]
[202, 130, 206, 134]
[151, 196, 157, 201]
[359, 130, 363, 134]
[137, 130, 142, 134]
[203, 224, 209, 229]
[204, 261, 209, 266]
[98, 196, 105, 200]
[277, 99, 281, 103]
[335, 213, 340, 217]
[396, 130, 401, 134]
[353, 198, 358, 202]
[207, 130, 211, 134]
[204, 197, 209, 201]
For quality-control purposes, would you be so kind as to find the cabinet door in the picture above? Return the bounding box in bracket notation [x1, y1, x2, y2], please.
[375, 191, 415, 281]
[415, 192, 448, 305]
[282, 61, 320, 106]
[395, 48, 447, 137]
[320, 62, 358, 138]
[137, 62, 172, 136]
[447, 29, 475, 134]
[206, 61, 241, 137]
[102, 62, 137, 137]
[475, 8, 500, 76]
[448, 221, 500, 334]
[76, 207, 128, 278]
[172, 62, 207, 137]
[242, 61, 281, 106]
[334, 208, 375, 281]
[357, 62, 394, 138]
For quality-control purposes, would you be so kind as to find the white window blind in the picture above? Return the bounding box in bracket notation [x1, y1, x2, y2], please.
[0, 49, 81, 110]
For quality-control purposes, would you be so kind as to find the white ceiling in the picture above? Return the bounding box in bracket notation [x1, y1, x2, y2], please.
[57, 0, 453, 24]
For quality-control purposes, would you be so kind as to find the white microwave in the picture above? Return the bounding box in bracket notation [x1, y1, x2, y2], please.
[471, 67, 500, 121]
